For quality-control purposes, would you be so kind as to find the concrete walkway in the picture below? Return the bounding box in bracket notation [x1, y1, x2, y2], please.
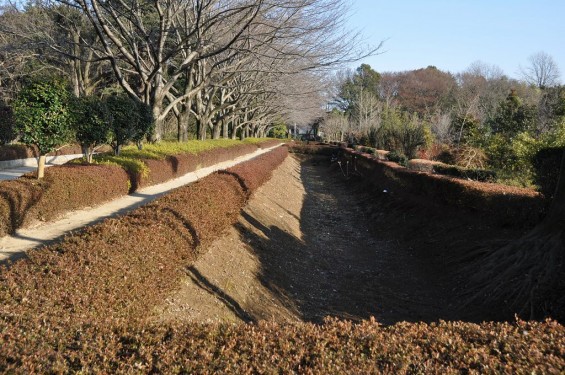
[0, 154, 85, 180]
[0, 145, 281, 263]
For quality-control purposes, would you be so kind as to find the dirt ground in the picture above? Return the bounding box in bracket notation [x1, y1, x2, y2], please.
[158, 154, 526, 324]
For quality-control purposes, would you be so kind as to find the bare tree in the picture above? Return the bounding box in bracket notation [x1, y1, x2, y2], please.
[350, 90, 381, 136]
[521, 51, 561, 89]
[320, 110, 348, 141]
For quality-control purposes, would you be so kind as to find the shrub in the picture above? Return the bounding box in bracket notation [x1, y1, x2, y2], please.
[533, 147, 564, 199]
[0, 147, 288, 372]
[433, 164, 497, 182]
[105, 94, 154, 155]
[407, 159, 445, 173]
[386, 150, 408, 166]
[0, 164, 129, 237]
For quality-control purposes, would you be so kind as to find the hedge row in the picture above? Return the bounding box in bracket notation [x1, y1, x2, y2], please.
[0, 147, 563, 373]
[0, 164, 130, 237]
[0, 141, 279, 237]
[342, 148, 544, 227]
[287, 141, 338, 156]
[0, 146, 289, 372]
[1, 316, 563, 372]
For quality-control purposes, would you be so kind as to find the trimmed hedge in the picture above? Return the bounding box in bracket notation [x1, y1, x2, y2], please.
[0, 147, 289, 371]
[0, 147, 563, 373]
[432, 163, 497, 182]
[0, 140, 279, 236]
[0, 316, 563, 372]
[407, 158, 445, 173]
[287, 142, 338, 156]
[0, 164, 130, 237]
[342, 148, 544, 227]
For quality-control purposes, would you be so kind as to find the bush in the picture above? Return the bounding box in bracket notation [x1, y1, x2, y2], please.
[12, 78, 74, 178]
[0, 164, 130, 237]
[433, 164, 497, 182]
[12, 79, 73, 155]
[386, 150, 408, 166]
[105, 94, 154, 155]
[342, 148, 543, 227]
[0, 147, 289, 372]
[0, 102, 15, 144]
[2, 140, 280, 235]
[533, 147, 564, 199]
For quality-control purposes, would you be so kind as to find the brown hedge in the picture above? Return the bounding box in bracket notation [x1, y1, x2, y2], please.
[0, 317, 563, 373]
[342, 149, 545, 227]
[0, 146, 288, 371]
[0, 146, 563, 373]
[137, 143, 259, 188]
[0, 164, 130, 237]
[0, 141, 278, 237]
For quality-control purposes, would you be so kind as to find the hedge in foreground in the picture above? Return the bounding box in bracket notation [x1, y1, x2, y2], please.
[0, 147, 289, 369]
[0, 317, 563, 373]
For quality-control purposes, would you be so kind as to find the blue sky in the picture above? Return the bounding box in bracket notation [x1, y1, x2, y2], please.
[348, 0, 564, 79]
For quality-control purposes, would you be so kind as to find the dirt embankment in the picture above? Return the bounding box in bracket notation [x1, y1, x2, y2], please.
[159, 154, 523, 324]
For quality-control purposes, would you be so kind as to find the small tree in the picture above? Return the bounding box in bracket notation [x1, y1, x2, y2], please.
[13, 79, 73, 178]
[72, 96, 112, 162]
[105, 94, 154, 155]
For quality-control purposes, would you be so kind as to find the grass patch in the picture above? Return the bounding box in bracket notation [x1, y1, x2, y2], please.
[119, 139, 265, 160]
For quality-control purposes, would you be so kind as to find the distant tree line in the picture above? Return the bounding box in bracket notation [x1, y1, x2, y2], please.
[323, 55, 564, 187]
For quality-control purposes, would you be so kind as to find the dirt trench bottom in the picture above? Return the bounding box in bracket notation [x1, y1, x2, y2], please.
[157, 155, 472, 325]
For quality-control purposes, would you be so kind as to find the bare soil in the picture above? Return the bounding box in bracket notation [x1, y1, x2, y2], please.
[158, 154, 525, 324]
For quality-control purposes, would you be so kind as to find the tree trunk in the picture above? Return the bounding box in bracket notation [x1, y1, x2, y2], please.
[81, 145, 89, 162]
[212, 121, 221, 139]
[222, 119, 229, 139]
[151, 105, 164, 142]
[177, 106, 189, 142]
[198, 118, 208, 141]
[37, 155, 46, 179]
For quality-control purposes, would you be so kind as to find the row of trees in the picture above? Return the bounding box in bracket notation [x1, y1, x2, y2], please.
[9, 78, 153, 177]
[0, 0, 378, 143]
[322, 55, 564, 186]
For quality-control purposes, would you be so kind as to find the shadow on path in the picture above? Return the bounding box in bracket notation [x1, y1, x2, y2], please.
[186, 266, 255, 323]
[236, 155, 516, 324]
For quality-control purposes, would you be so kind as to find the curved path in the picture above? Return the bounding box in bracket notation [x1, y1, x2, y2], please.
[0, 145, 280, 263]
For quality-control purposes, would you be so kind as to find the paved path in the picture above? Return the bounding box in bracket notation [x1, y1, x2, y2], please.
[0, 145, 280, 263]
[0, 154, 85, 180]
[0, 165, 58, 181]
